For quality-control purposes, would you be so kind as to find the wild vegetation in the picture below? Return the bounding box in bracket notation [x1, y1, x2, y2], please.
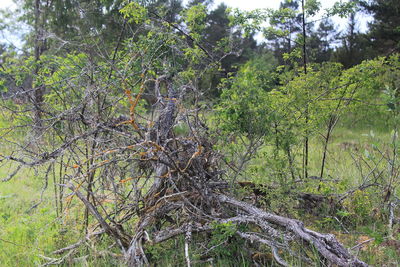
[0, 0, 400, 266]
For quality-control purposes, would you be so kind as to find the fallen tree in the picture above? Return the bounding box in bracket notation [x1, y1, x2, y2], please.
[49, 76, 367, 266]
[2, 72, 368, 266]
[0, 3, 369, 266]
[119, 78, 368, 266]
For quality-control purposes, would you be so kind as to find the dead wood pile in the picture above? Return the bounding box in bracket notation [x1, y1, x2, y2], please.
[118, 80, 368, 266]
[5, 76, 368, 267]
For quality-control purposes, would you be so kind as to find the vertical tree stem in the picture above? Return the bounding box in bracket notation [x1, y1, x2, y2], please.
[301, 0, 309, 179]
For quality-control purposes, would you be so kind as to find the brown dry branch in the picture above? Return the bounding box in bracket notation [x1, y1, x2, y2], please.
[0, 12, 370, 267]
[119, 77, 367, 266]
[2, 69, 369, 266]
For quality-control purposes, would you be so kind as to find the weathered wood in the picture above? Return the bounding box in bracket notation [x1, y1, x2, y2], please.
[121, 77, 368, 266]
[218, 194, 368, 267]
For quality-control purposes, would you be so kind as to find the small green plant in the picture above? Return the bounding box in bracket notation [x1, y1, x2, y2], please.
[207, 221, 251, 265]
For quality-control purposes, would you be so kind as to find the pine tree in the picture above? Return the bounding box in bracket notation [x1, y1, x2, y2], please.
[361, 0, 400, 54]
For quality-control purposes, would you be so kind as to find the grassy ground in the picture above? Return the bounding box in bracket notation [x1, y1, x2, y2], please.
[0, 117, 399, 266]
[243, 122, 400, 266]
[0, 164, 124, 266]
[0, 166, 59, 266]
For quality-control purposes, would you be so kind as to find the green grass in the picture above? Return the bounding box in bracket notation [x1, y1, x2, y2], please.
[237, 123, 400, 265]
[0, 113, 399, 266]
[0, 166, 59, 266]
[0, 164, 125, 266]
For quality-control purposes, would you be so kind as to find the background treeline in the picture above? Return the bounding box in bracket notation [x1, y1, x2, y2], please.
[1, 0, 399, 96]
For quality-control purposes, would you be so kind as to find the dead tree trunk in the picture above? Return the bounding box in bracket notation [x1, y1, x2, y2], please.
[119, 80, 368, 267]
[14, 73, 368, 266]
[33, 0, 46, 136]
